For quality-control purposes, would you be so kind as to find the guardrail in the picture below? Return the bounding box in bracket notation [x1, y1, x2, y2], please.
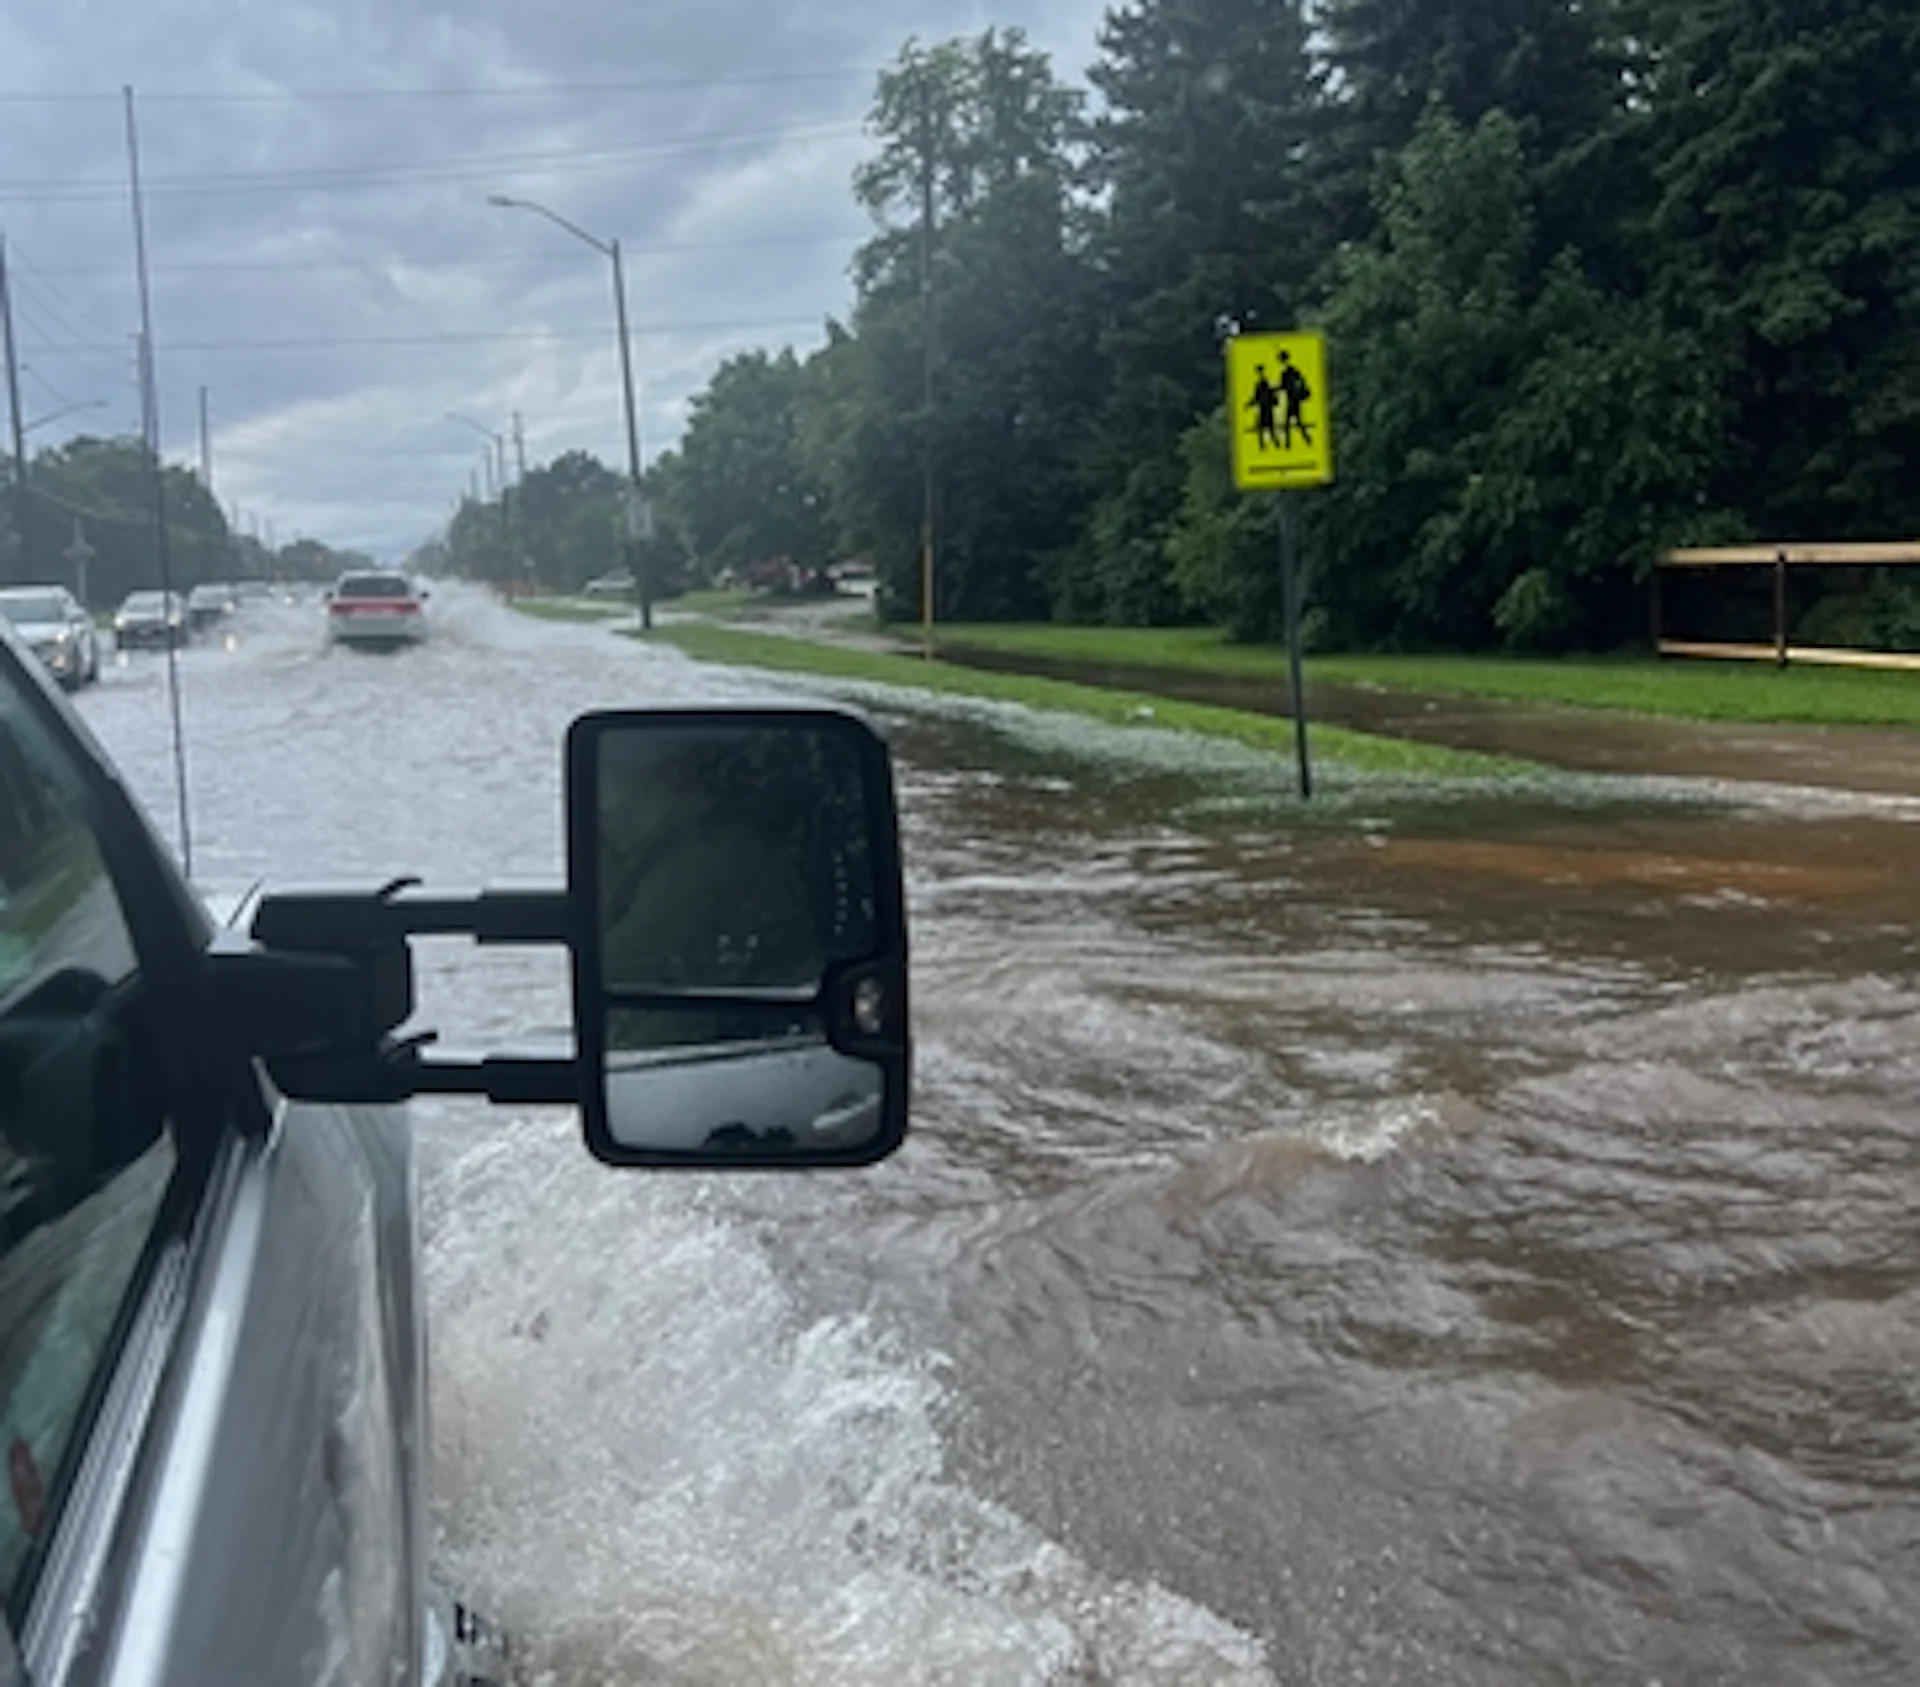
[1654, 542, 1920, 672]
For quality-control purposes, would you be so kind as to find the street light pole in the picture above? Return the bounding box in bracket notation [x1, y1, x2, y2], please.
[447, 411, 512, 584]
[487, 194, 651, 628]
[610, 236, 649, 612]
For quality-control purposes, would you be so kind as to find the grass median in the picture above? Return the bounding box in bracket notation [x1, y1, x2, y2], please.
[641, 623, 1529, 778]
[922, 624, 1920, 728]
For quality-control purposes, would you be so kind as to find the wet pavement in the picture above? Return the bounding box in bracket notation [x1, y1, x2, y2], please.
[77, 590, 1920, 1684]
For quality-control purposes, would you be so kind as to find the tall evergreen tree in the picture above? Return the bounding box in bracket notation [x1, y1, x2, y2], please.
[1072, 0, 1324, 625]
[830, 30, 1093, 623]
[1641, 0, 1920, 538]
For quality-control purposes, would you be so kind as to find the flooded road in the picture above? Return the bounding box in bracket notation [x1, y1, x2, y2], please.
[78, 592, 1920, 1684]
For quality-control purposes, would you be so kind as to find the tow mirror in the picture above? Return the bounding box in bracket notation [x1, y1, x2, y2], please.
[216, 705, 909, 1171]
[565, 707, 908, 1167]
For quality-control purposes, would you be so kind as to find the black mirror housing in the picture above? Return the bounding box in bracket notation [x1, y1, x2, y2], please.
[565, 706, 910, 1169]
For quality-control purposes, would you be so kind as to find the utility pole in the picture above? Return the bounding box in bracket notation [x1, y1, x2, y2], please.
[487, 195, 651, 627]
[917, 73, 939, 659]
[511, 412, 531, 585]
[125, 83, 192, 877]
[198, 385, 212, 490]
[0, 236, 30, 582]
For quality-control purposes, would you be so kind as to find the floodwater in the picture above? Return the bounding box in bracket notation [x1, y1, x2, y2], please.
[78, 590, 1920, 1684]
[936, 644, 1920, 798]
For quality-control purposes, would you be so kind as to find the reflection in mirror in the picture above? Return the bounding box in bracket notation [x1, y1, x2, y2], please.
[603, 1006, 884, 1154]
[596, 724, 876, 996]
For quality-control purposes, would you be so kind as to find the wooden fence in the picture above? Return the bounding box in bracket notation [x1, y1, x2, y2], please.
[1654, 542, 1920, 672]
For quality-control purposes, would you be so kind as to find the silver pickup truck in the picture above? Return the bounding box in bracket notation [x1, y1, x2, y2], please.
[0, 622, 909, 1686]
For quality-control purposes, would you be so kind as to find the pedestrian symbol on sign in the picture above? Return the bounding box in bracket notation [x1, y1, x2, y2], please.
[1226, 332, 1331, 489]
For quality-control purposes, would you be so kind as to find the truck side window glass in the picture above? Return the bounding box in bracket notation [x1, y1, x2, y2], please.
[0, 676, 175, 1618]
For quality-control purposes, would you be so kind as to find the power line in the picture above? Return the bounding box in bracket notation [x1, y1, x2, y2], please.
[21, 363, 81, 407]
[20, 318, 827, 353]
[4, 289, 132, 390]
[0, 120, 866, 202]
[0, 69, 876, 106]
[6, 244, 132, 347]
[22, 232, 872, 277]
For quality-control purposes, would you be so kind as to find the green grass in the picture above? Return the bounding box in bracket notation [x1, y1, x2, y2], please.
[925, 623, 1920, 728]
[665, 587, 760, 616]
[641, 624, 1528, 777]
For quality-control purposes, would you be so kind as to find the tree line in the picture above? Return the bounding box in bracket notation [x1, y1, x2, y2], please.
[1, 435, 376, 606]
[441, 0, 1920, 651]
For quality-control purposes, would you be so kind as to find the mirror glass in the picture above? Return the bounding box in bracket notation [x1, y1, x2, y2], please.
[596, 722, 876, 994]
[605, 1007, 884, 1154]
[584, 716, 899, 1162]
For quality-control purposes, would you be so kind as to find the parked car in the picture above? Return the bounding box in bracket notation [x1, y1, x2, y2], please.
[185, 582, 239, 629]
[326, 570, 430, 647]
[0, 614, 910, 1686]
[112, 589, 190, 650]
[582, 570, 635, 598]
[0, 586, 100, 689]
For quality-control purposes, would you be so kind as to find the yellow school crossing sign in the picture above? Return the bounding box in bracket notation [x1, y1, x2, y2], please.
[1227, 331, 1332, 490]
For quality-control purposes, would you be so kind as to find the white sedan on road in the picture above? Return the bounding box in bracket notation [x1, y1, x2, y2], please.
[0, 586, 101, 689]
[325, 571, 430, 648]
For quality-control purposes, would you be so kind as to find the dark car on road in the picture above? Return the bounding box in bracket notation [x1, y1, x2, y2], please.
[185, 582, 239, 630]
[111, 589, 190, 651]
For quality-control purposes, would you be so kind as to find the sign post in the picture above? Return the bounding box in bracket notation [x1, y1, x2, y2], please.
[1225, 330, 1333, 800]
[63, 520, 95, 612]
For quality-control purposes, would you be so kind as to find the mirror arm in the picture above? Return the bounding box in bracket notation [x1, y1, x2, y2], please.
[252, 882, 572, 950]
[222, 883, 575, 1101]
[406, 1050, 581, 1104]
[263, 1042, 579, 1106]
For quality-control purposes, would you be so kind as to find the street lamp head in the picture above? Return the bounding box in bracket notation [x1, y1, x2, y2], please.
[486, 194, 517, 208]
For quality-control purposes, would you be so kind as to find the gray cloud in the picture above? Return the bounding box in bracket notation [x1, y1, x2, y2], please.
[0, 0, 1108, 556]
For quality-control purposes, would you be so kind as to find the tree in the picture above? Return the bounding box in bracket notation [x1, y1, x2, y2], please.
[445, 449, 627, 591]
[1641, 0, 1920, 539]
[1307, 109, 1719, 649]
[834, 29, 1095, 623]
[1071, 0, 1324, 624]
[25, 435, 233, 609]
[1317, 0, 1628, 250]
[663, 350, 834, 578]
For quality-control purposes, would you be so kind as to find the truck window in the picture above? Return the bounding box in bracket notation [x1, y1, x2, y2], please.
[0, 671, 177, 1620]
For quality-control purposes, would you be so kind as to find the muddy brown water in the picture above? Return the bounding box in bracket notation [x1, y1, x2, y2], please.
[80, 598, 1920, 1682]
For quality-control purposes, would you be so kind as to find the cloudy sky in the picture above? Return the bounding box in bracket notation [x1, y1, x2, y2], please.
[0, 0, 1113, 559]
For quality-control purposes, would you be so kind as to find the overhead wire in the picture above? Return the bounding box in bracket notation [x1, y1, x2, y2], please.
[21, 319, 828, 353]
[0, 119, 868, 203]
[0, 69, 876, 106]
[21, 363, 82, 407]
[6, 288, 133, 391]
[7, 242, 131, 343]
[23, 232, 873, 276]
